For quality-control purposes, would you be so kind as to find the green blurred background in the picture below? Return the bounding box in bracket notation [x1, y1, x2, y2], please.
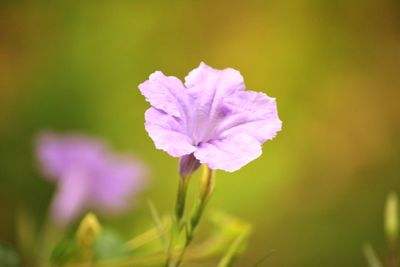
[1, 0, 400, 266]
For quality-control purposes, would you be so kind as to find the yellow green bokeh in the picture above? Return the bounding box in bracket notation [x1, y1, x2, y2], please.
[1, 0, 400, 266]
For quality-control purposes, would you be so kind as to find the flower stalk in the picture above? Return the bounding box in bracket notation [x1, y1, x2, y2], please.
[166, 174, 191, 267]
[175, 175, 191, 226]
[173, 165, 216, 267]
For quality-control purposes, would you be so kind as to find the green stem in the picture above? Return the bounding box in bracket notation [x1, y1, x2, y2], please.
[173, 201, 206, 267]
[165, 175, 191, 267]
[174, 166, 216, 267]
[175, 175, 190, 225]
[125, 216, 171, 251]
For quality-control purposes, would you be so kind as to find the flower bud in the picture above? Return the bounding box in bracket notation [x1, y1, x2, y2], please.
[179, 154, 201, 177]
[199, 165, 215, 203]
[77, 212, 101, 249]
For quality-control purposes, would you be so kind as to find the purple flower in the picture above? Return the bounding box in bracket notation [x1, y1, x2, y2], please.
[139, 62, 282, 173]
[35, 132, 146, 224]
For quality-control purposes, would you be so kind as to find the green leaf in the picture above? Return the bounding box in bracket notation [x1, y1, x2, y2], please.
[209, 211, 251, 267]
[50, 235, 81, 265]
[50, 227, 127, 265]
[217, 226, 251, 267]
[147, 200, 168, 252]
[94, 229, 126, 261]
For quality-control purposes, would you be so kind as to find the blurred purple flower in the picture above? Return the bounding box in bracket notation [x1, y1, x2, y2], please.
[139, 62, 282, 173]
[36, 132, 146, 224]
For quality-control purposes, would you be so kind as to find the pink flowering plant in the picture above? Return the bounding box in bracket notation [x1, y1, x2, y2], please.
[138, 62, 282, 266]
[36, 132, 146, 225]
[21, 133, 147, 266]
[12, 63, 281, 267]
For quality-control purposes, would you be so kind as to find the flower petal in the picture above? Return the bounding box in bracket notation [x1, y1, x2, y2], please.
[193, 134, 262, 172]
[36, 132, 105, 180]
[185, 62, 244, 93]
[139, 71, 189, 118]
[51, 169, 90, 224]
[92, 156, 146, 211]
[217, 91, 282, 143]
[145, 107, 196, 157]
[184, 62, 246, 142]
